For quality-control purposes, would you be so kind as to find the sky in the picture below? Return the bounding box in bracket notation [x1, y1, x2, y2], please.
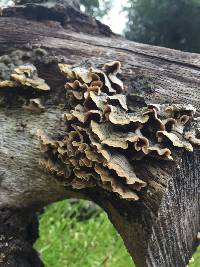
[0, 0, 14, 6]
[101, 0, 128, 34]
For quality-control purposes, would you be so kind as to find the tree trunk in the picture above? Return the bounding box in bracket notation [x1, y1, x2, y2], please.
[0, 1, 200, 267]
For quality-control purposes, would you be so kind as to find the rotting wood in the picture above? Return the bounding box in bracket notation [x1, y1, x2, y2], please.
[0, 1, 200, 267]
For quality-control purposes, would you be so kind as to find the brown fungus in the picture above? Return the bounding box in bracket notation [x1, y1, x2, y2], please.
[37, 61, 200, 201]
[23, 98, 45, 113]
[0, 80, 18, 88]
[103, 61, 124, 92]
[11, 65, 50, 91]
[184, 118, 200, 146]
[0, 64, 50, 91]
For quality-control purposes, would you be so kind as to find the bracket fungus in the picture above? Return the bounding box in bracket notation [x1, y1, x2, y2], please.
[0, 64, 50, 91]
[23, 98, 45, 113]
[37, 61, 200, 201]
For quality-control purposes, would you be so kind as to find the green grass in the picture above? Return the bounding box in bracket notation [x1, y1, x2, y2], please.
[35, 199, 200, 267]
[35, 200, 134, 267]
[189, 246, 200, 267]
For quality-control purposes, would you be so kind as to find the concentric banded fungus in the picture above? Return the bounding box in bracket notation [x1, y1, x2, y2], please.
[37, 61, 200, 201]
[23, 98, 45, 113]
[0, 64, 50, 91]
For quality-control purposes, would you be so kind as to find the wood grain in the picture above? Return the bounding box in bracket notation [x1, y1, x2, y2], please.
[0, 2, 199, 266]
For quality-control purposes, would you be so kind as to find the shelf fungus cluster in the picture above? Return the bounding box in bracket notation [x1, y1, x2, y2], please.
[0, 64, 50, 91]
[37, 61, 200, 201]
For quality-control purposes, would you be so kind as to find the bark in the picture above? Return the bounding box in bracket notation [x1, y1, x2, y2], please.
[0, 1, 200, 267]
[0, 208, 43, 267]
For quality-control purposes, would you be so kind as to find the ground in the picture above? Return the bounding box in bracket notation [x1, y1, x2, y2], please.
[35, 200, 200, 267]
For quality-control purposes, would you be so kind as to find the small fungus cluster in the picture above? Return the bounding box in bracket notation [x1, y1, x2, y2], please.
[0, 64, 50, 91]
[0, 48, 54, 81]
[37, 61, 200, 201]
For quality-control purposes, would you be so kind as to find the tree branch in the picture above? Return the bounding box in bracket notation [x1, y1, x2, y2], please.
[0, 2, 200, 266]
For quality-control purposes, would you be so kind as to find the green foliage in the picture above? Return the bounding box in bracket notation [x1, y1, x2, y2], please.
[80, 0, 112, 18]
[80, 0, 99, 14]
[190, 246, 200, 267]
[35, 200, 200, 266]
[35, 200, 134, 267]
[125, 0, 200, 52]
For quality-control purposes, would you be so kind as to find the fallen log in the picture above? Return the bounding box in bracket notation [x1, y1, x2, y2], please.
[0, 1, 200, 267]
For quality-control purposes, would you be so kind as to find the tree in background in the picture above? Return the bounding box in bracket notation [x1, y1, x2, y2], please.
[80, 0, 112, 18]
[124, 0, 200, 53]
